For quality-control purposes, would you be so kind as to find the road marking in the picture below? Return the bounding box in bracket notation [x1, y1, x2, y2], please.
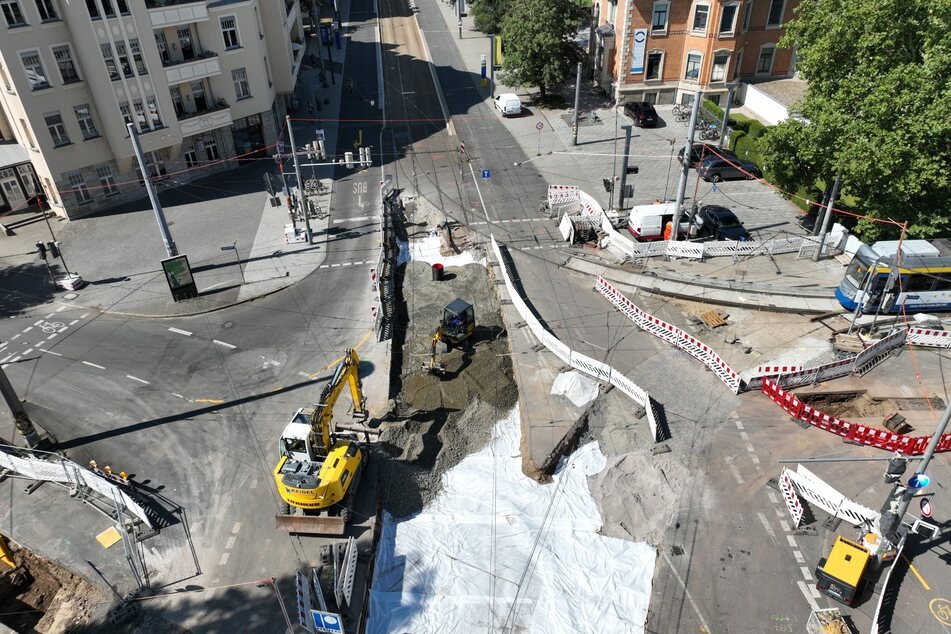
[171, 393, 185, 399]
[726, 457, 744, 484]
[660, 552, 712, 633]
[44, 313, 54, 318]
[800, 566, 813, 581]
[33, 319, 43, 326]
[298, 371, 311, 378]
[904, 556, 931, 590]
[56, 306, 66, 312]
[331, 263, 340, 268]
[194, 398, 224, 404]
[168, 327, 193, 336]
[779, 520, 791, 533]
[735, 420, 744, 430]
[219, 552, 230, 566]
[46, 334, 56, 340]
[342, 262, 352, 266]
[11, 334, 20, 340]
[750, 454, 760, 465]
[69, 319, 79, 326]
[0, 354, 13, 363]
[739, 431, 749, 441]
[745, 443, 756, 453]
[34, 341, 45, 348]
[127, 375, 150, 385]
[82, 361, 105, 370]
[224, 536, 237, 550]
[320, 264, 329, 269]
[793, 551, 805, 564]
[797, 580, 820, 611]
[80, 313, 90, 319]
[774, 507, 785, 519]
[786, 535, 798, 548]
[757, 512, 777, 540]
[21, 326, 33, 333]
[40, 350, 62, 357]
[213, 339, 237, 350]
[22, 348, 32, 356]
[232, 522, 241, 534]
[57, 326, 67, 333]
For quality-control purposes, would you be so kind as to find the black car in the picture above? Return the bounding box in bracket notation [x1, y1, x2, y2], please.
[696, 155, 762, 182]
[623, 101, 658, 127]
[695, 206, 751, 241]
[677, 143, 738, 168]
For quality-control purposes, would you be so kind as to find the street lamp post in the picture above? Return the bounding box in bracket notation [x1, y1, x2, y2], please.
[128, 123, 177, 257]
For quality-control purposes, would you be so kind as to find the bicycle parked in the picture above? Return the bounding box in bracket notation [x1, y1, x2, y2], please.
[699, 124, 720, 141]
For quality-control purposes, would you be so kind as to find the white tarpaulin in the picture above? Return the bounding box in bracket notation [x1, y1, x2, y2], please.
[550, 370, 600, 407]
[409, 234, 487, 267]
[367, 407, 656, 633]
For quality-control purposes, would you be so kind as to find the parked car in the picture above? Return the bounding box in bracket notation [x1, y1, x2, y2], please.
[494, 93, 522, 117]
[623, 101, 658, 127]
[694, 205, 751, 241]
[677, 143, 737, 168]
[696, 155, 762, 182]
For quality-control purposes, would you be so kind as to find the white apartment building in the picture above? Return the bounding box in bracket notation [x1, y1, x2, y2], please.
[0, 0, 305, 219]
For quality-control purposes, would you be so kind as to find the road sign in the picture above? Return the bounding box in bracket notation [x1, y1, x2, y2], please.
[316, 129, 326, 142]
[920, 497, 933, 518]
[311, 610, 343, 633]
[536, 122, 544, 131]
[909, 473, 930, 490]
[482, 169, 490, 179]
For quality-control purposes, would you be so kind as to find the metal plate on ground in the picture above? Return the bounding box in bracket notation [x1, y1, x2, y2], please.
[275, 514, 346, 536]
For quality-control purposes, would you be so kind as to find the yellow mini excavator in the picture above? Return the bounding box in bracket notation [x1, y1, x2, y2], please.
[425, 298, 475, 374]
[273, 348, 368, 535]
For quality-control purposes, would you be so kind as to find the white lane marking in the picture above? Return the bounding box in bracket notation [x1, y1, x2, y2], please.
[213, 340, 237, 350]
[56, 306, 66, 312]
[331, 263, 340, 268]
[33, 319, 43, 326]
[757, 511, 777, 541]
[21, 326, 33, 333]
[726, 457, 744, 484]
[8, 355, 22, 363]
[750, 454, 760, 465]
[746, 443, 756, 453]
[779, 520, 791, 533]
[660, 552, 712, 634]
[22, 348, 33, 356]
[735, 420, 744, 430]
[0, 354, 13, 363]
[224, 536, 237, 550]
[57, 326, 67, 333]
[342, 262, 352, 266]
[232, 522, 241, 534]
[810, 585, 821, 599]
[739, 431, 749, 441]
[171, 393, 185, 399]
[34, 341, 45, 348]
[786, 535, 798, 548]
[319, 264, 329, 269]
[82, 361, 106, 370]
[69, 319, 79, 326]
[793, 551, 805, 564]
[298, 371, 311, 378]
[40, 350, 62, 357]
[797, 580, 820, 611]
[11, 334, 20, 340]
[800, 566, 814, 582]
[44, 313, 54, 318]
[219, 551, 230, 566]
[80, 313, 90, 319]
[332, 215, 379, 223]
[46, 334, 56, 340]
[127, 375, 150, 385]
[774, 507, 785, 519]
[168, 327, 193, 336]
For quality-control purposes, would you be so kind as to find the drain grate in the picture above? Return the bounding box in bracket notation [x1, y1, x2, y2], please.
[671, 545, 685, 556]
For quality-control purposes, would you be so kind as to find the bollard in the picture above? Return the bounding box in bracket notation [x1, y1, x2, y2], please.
[432, 263, 444, 281]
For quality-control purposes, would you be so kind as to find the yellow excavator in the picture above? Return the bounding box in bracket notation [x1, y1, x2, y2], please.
[273, 348, 368, 534]
[425, 299, 475, 374]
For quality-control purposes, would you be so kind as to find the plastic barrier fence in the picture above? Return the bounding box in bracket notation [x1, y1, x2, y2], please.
[778, 468, 805, 527]
[489, 236, 661, 442]
[547, 184, 580, 205]
[785, 465, 880, 528]
[761, 379, 951, 455]
[905, 327, 951, 348]
[596, 276, 742, 393]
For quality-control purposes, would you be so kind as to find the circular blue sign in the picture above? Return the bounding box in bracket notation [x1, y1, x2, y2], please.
[908, 473, 930, 490]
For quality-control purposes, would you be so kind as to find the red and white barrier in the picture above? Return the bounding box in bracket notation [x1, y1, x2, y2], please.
[779, 468, 804, 527]
[547, 184, 580, 205]
[906, 327, 951, 348]
[296, 571, 315, 633]
[370, 268, 377, 291]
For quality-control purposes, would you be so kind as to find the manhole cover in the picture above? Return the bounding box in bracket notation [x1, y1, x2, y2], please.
[671, 545, 685, 556]
[63, 293, 78, 300]
[221, 321, 235, 329]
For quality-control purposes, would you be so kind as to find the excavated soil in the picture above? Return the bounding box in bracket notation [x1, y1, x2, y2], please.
[377, 259, 517, 518]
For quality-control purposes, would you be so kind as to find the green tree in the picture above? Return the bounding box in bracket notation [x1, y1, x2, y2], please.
[760, 0, 951, 240]
[499, 0, 587, 99]
[471, 0, 508, 34]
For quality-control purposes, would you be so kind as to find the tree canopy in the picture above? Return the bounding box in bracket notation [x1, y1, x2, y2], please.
[761, 0, 951, 239]
[471, 0, 507, 35]
[498, 0, 588, 98]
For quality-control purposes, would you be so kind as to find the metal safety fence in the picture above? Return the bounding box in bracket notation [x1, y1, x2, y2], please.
[375, 190, 402, 341]
[489, 236, 662, 442]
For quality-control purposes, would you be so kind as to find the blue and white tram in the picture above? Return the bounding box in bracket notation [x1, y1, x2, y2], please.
[836, 242, 951, 313]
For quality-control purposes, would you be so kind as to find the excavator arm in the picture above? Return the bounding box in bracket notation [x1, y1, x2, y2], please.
[310, 348, 366, 449]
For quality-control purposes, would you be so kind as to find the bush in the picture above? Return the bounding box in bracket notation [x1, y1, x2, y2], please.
[703, 99, 724, 120]
[728, 129, 747, 152]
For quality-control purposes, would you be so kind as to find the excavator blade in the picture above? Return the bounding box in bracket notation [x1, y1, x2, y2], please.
[274, 513, 346, 536]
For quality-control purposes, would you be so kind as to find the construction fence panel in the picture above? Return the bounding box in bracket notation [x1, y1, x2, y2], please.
[906, 327, 951, 348]
[791, 465, 880, 528]
[778, 468, 804, 527]
[558, 214, 573, 242]
[119, 490, 154, 527]
[8, 454, 40, 480]
[665, 241, 704, 260]
[854, 330, 907, 370]
[26, 458, 72, 483]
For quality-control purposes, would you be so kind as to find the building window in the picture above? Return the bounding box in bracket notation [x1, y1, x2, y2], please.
[742, 0, 753, 32]
[146, 96, 163, 128]
[711, 51, 729, 82]
[129, 39, 147, 76]
[767, 0, 785, 27]
[16, 164, 38, 197]
[155, 31, 169, 64]
[132, 99, 149, 132]
[35, 0, 57, 21]
[691, 4, 709, 33]
[756, 46, 774, 74]
[733, 48, 744, 79]
[645, 51, 663, 81]
[184, 149, 198, 168]
[220, 16, 240, 49]
[84, 0, 98, 18]
[65, 169, 92, 204]
[607, 0, 617, 24]
[1, 0, 26, 27]
[643, 92, 658, 105]
[42, 177, 57, 203]
[96, 162, 118, 195]
[119, 102, 134, 129]
[718, 3, 739, 35]
[684, 52, 702, 81]
[757, 45, 775, 74]
[142, 151, 167, 180]
[108, 39, 146, 78]
[233, 67, 250, 100]
[74, 104, 98, 139]
[19, 51, 49, 90]
[204, 139, 220, 161]
[52, 45, 80, 84]
[101, 43, 119, 80]
[44, 111, 70, 146]
[651, 2, 668, 33]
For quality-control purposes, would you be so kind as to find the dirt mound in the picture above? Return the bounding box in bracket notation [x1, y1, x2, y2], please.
[378, 259, 517, 518]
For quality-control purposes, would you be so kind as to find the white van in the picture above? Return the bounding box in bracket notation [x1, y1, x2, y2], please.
[494, 93, 522, 117]
[627, 202, 689, 241]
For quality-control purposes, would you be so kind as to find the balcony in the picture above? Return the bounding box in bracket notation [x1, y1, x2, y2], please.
[148, 0, 209, 28]
[164, 51, 220, 85]
[177, 102, 232, 136]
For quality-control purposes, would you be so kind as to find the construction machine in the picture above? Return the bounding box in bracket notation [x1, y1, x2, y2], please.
[273, 349, 368, 535]
[425, 298, 475, 374]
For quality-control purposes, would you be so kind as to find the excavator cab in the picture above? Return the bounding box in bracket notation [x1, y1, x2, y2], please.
[426, 299, 475, 374]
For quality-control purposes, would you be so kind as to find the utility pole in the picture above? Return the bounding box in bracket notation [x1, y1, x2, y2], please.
[671, 93, 702, 240]
[617, 125, 633, 210]
[0, 366, 40, 447]
[285, 115, 314, 243]
[572, 62, 582, 146]
[813, 172, 842, 262]
[128, 123, 177, 258]
[457, 0, 462, 39]
[718, 83, 736, 149]
[489, 35, 496, 98]
[609, 106, 619, 211]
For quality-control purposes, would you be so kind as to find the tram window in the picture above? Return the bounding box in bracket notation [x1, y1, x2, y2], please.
[933, 274, 951, 291]
[845, 259, 869, 287]
[904, 274, 934, 292]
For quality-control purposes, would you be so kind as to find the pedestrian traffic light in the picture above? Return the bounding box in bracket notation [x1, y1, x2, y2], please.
[305, 143, 315, 160]
[344, 151, 354, 168]
[35, 241, 47, 260]
[360, 146, 371, 166]
[602, 178, 613, 193]
[626, 165, 639, 175]
[317, 139, 326, 159]
[47, 241, 60, 259]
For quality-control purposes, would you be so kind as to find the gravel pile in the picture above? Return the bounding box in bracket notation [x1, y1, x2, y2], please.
[377, 260, 517, 518]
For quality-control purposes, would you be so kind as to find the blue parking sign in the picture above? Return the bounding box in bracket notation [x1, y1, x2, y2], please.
[482, 169, 490, 179]
[311, 610, 344, 633]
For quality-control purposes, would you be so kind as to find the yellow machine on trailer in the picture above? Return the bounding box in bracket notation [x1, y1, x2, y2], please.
[425, 298, 475, 374]
[273, 348, 368, 534]
[815, 535, 871, 606]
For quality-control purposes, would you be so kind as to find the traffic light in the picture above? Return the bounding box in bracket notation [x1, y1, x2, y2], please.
[47, 241, 61, 259]
[35, 241, 47, 260]
[626, 165, 639, 175]
[602, 178, 613, 193]
[359, 146, 371, 166]
[305, 143, 315, 160]
[344, 151, 354, 168]
[317, 140, 326, 159]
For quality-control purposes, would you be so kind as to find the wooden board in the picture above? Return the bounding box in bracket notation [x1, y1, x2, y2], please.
[699, 309, 729, 328]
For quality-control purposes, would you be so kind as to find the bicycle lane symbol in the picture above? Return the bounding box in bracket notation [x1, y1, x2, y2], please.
[39, 321, 64, 334]
[931, 597, 951, 626]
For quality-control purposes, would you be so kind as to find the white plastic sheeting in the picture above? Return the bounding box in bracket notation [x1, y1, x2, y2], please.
[409, 234, 486, 267]
[550, 371, 600, 407]
[367, 408, 656, 633]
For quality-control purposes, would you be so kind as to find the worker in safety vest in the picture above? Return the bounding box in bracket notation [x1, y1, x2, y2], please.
[663, 221, 673, 241]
